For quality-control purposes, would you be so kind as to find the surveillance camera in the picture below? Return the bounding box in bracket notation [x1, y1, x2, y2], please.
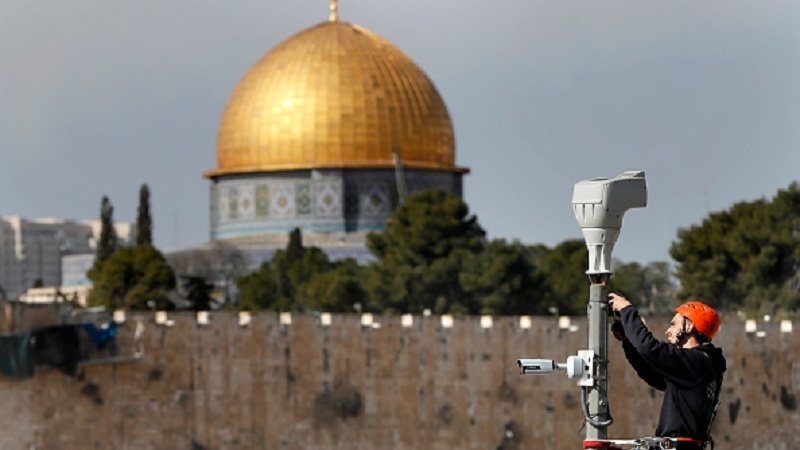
[572, 171, 647, 273]
[516, 351, 594, 385]
[516, 358, 557, 374]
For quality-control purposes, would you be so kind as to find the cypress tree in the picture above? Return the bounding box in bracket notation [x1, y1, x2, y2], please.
[286, 227, 305, 262]
[96, 196, 118, 265]
[136, 184, 153, 246]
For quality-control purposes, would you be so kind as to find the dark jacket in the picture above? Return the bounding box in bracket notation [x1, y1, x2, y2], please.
[619, 306, 727, 441]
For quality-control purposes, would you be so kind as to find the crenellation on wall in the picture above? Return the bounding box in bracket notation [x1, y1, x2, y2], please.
[0, 311, 797, 449]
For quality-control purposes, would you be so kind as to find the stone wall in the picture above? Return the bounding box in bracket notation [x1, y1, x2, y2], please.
[0, 311, 797, 450]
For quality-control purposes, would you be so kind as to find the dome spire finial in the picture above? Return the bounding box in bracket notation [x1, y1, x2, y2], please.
[329, 0, 338, 22]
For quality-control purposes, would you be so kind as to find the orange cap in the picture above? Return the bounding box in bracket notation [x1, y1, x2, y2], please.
[676, 301, 721, 340]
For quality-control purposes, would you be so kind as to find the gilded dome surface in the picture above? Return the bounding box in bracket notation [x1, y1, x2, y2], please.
[206, 20, 460, 177]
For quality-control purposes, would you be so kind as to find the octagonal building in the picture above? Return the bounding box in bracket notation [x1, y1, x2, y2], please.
[203, 5, 468, 259]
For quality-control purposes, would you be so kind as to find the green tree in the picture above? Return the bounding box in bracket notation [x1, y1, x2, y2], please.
[235, 228, 333, 311]
[610, 261, 676, 314]
[87, 244, 176, 310]
[136, 184, 153, 246]
[297, 258, 368, 312]
[95, 196, 118, 266]
[271, 229, 332, 309]
[364, 189, 486, 314]
[236, 261, 280, 311]
[533, 239, 590, 316]
[181, 275, 213, 311]
[165, 240, 249, 307]
[460, 239, 549, 315]
[670, 182, 800, 315]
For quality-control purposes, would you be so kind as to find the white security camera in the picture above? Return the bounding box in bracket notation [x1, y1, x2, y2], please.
[572, 171, 647, 274]
[516, 351, 593, 385]
[516, 358, 558, 374]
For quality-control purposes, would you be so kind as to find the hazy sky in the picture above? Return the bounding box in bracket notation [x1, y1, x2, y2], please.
[2, 1, 798, 265]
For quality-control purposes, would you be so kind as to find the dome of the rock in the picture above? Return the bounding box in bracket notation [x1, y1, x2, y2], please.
[203, 10, 467, 255]
[206, 20, 460, 177]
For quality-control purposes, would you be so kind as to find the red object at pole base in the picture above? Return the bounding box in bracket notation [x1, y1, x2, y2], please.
[583, 441, 624, 450]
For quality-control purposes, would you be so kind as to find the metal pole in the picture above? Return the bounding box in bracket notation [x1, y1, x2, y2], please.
[585, 273, 611, 440]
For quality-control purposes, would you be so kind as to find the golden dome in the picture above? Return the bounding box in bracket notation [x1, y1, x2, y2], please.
[205, 19, 463, 178]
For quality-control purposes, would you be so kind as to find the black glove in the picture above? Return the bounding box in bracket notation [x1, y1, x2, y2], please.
[607, 291, 628, 318]
[610, 319, 627, 342]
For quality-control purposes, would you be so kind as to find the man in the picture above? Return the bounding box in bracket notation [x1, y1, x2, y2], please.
[607, 293, 726, 450]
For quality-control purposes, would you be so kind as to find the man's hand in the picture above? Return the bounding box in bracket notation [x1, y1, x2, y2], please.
[610, 320, 627, 342]
[608, 293, 631, 342]
[607, 292, 632, 313]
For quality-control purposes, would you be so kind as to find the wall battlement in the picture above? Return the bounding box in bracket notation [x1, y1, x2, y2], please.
[0, 311, 797, 449]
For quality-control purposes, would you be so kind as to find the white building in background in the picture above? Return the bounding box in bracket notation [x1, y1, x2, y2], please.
[61, 254, 96, 287]
[0, 216, 133, 300]
[18, 285, 93, 306]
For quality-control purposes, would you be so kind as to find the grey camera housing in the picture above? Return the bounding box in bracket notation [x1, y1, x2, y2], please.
[572, 171, 647, 274]
[516, 351, 594, 385]
[517, 358, 557, 374]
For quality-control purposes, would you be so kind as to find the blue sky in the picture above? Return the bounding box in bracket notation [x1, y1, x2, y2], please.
[1, 1, 798, 265]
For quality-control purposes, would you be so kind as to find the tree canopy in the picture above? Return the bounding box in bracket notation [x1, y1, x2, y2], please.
[87, 244, 176, 310]
[363, 189, 486, 314]
[231, 190, 672, 316]
[235, 228, 366, 312]
[84, 180, 800, 317]
[181, 275, 214, 311]
[211, 183, 800, 319]
[88, 191, 176, 310]
[530, 240, 590, 316]
[460, 239, 548, 315]
[670, 182, 800, 316]
[609, 260, 675, 315]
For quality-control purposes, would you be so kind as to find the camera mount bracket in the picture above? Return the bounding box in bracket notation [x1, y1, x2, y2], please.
[516, 349, 594, 386]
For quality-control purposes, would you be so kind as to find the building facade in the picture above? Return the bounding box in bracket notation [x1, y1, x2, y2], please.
[0, 216, 133, 299]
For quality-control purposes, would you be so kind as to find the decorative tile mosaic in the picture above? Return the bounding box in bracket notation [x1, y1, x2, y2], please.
[271, 184, 295, 218]
[316, 182, 341, 216]
[296, 183, 313, 216]
[256, 184, 270, 218]
[239, 184, 255, 220]
[218, 187, 230, 223]
[362, 182, 389, 216]
[227, 187, 239, 221]
[345, 183, 359, 215]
